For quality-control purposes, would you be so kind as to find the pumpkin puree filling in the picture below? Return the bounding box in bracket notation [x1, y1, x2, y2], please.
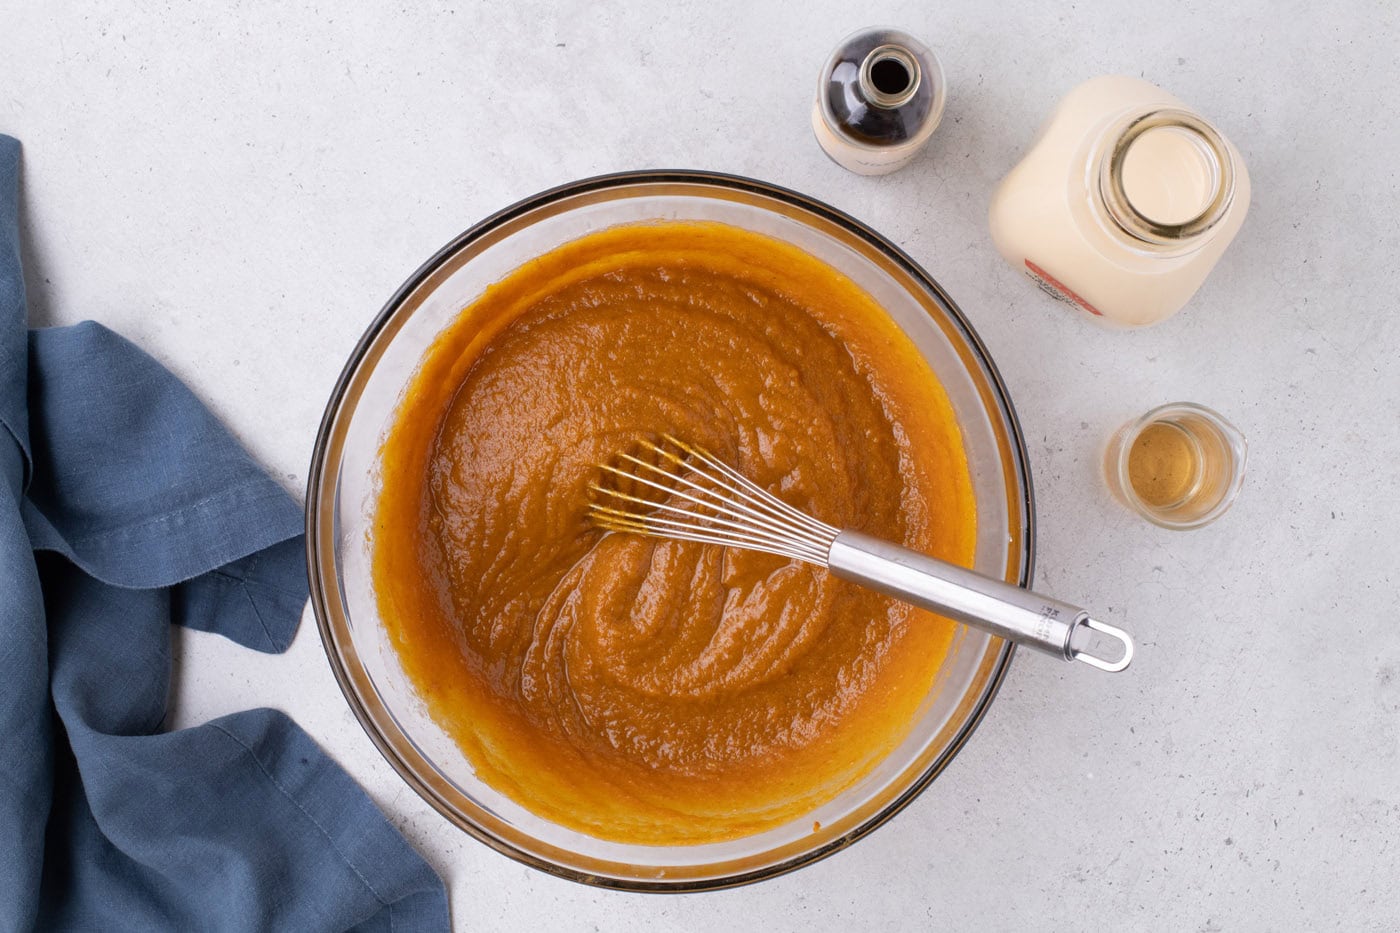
[371, 221, 976, 844]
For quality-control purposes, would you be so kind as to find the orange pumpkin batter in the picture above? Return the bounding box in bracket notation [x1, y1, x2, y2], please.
[372, 221, 976, 844]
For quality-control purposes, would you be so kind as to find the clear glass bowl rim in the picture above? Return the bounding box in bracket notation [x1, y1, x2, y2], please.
[304, 169, 1035, 892]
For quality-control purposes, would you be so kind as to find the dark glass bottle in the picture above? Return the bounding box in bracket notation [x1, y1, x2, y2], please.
[811, 28, 946, 175]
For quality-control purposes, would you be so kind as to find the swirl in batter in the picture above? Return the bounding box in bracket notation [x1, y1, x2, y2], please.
[372, 221, 976, 843]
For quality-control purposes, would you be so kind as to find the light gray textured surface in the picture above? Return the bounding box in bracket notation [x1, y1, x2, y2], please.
[3, 1, 1397, 930]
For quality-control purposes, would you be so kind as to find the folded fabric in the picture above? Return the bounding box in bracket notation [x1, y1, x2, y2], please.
[0, 135, 449, 931]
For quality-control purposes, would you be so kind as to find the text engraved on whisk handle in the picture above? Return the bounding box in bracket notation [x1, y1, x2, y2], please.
[826, 530, 1083, 661]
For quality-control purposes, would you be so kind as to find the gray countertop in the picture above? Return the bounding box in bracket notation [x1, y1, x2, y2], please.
[4, 1, 1397, 929]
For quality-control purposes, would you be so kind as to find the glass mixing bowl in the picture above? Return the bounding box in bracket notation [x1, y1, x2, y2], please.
[306, 171, 1034, 891]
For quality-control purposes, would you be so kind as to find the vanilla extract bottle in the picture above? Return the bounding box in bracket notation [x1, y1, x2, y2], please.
[812, 28, 947, 176]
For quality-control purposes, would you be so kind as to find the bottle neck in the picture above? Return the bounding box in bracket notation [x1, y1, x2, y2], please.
[857, 44, 922, 110]
[1094, 109, 1237, 251]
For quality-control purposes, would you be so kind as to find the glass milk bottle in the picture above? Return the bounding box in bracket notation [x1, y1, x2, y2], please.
[988, 76, 1250, 327]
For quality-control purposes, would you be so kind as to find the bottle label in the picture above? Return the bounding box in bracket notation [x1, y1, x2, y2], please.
[1024, 259, 1103, 317]
[811, 100, 919, 176]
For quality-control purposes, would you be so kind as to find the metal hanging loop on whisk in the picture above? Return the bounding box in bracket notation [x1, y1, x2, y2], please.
[589, 435, 1133, 673]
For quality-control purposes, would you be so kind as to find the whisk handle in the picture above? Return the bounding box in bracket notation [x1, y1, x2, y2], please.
[827, 531, 1133, 672]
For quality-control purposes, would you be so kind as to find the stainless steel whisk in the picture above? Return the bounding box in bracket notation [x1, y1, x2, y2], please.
[589, 435, 1133, 672]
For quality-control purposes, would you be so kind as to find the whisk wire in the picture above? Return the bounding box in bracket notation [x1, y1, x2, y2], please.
[593, 463, 814, 550]
[590, 504, 824, 564]
[666, 436, 839, 542]
[601, 452, 831, 550]
[587, 436, 839, 562]
[589, 489, 829, 563]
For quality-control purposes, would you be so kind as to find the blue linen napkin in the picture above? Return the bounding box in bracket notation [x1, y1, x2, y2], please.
[0, 135, 449, 931]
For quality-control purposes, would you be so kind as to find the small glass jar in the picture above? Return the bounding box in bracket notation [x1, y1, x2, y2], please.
[1104, 402, 1248, 530]
[811, 28, 947, 176]
[989, 76, 1251, 327]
